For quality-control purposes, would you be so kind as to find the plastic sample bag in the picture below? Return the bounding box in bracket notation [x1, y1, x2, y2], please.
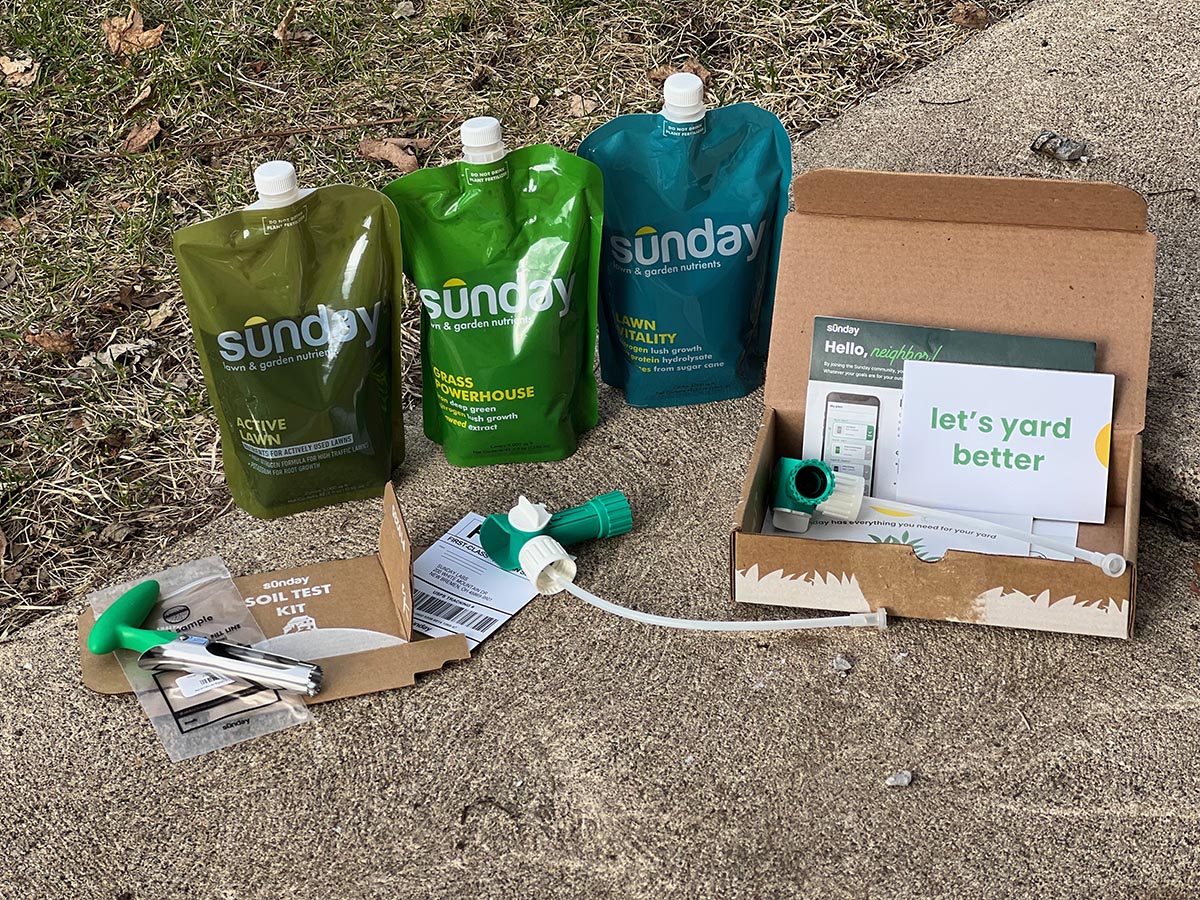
[383, 118, 603, 467]
[87, 557, 311, 762]
[577, 74, 792, 407]
[174, 161, 404, 518]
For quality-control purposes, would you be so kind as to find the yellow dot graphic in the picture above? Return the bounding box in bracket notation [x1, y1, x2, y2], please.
[244, 316, 267, 326]
[635, 226, 657, 236]
[1095, 423, 1111, 468]
[442, 277, 466, 288]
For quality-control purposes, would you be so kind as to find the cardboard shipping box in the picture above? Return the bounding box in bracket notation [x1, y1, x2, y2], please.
[79, 483, 470, 702]
[732, 169, 1156, 638]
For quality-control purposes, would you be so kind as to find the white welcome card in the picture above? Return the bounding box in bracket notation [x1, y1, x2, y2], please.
[896, 361, 1114, 523]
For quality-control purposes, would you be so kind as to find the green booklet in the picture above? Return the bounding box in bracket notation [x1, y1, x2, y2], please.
[802, 316, 1096, 499]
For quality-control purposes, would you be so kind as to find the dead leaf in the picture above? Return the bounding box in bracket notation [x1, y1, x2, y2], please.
[123, 80, 152, 115]
[121, 118, 161, 154]
[114, 283, 169, 310]
[99, 522, 138, 544]
[0, 261, 16, 291]
[244, 59, 268, 75]
[358, 137, 429, 173]
[648, 58, 712, 86]
[101, 429, 130, 455]
[950, 2, 990, 29]
[568, 94, 598, 117]
[468, 64, 490, 91]
[1, 55, 39, 89]
[67, 414, 86, 432]
[274, 4, 296, 43]
[103, 6, 166, 57]
[145, 302, 175, 330]
[0, 212, 33, 233]
[274, 6, 318, 47]
[78, 337, 157, 368]
[24, 330, 77, 354]
[393, 1, 416, 18]
[0, 524, 6, 563]
[528, 95, 541, 110]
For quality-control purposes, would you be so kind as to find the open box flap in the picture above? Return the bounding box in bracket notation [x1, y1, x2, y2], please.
[767, 170, 1156, 438]
[790, 168, 1149, 232]
[378, 481, 414, 642]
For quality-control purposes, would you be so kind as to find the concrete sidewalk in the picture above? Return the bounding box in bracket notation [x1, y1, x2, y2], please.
[3, 1, 1199, 897]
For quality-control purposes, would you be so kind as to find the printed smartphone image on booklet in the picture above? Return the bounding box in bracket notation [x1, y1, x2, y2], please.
[822, 392, 879, 494]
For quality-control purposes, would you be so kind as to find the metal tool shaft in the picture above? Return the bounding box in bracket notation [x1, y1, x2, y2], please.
[138, 634, 323, 696]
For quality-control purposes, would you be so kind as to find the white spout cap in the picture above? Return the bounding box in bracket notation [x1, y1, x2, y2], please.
[1101, 553, 1127, 578]
[253, 160, 301, 208]
[519, 535, 577, 595]
[509, 496, 552, 534]
[661, 72, 706, 123]
[461, 116, 507, 164]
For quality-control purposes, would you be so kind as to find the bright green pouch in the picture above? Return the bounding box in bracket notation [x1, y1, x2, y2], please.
[173, 186, 403, 518]
[384, 145, 602, 467]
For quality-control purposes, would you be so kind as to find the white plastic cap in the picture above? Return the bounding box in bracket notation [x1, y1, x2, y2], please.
[509, 496, 552, 534]
[816, 472, 866, 521]
[519, 535, 577, 595]
[461, 116, 507, 164]
[1101, 553, 1127, 578]
[661, 73, 706, 123]
[253, 160, 301, 208]
[771, 507, 813, 534]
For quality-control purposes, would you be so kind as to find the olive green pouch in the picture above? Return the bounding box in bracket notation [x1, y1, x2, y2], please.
[383, 145, 602, 467]
[173, 185, 403, 518]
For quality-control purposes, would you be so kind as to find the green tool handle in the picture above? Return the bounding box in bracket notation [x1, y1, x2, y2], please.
[87, 580, 178, 656]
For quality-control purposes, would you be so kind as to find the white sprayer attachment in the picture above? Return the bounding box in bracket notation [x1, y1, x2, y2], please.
[518, 535, 887, 632]
[461, 116, 507, 164]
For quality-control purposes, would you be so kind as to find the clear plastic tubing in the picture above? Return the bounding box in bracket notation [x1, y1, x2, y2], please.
[553, 576, 887, 632]
[866, 498, 1126, 577]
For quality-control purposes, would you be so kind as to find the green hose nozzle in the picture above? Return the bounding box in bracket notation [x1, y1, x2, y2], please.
[480, 491, 633, 571]
[87, 580, 178, 656]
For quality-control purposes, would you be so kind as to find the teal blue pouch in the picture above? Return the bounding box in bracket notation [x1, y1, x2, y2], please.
[577, 90, 791, 407]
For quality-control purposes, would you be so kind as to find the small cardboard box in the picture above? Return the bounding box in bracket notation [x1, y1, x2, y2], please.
[79, 483, 470, 702]
[732, 169, 1156, 638]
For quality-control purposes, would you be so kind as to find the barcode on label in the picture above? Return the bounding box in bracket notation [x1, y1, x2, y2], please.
[413, 588, 500, 633]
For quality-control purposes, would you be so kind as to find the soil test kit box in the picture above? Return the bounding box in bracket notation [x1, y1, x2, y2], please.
[79, 483, 470, 703]
[732, 169, 1156, 638]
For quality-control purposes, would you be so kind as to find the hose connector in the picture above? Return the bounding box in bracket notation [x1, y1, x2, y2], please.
[480, 491, 633, 571]
[518, 536, 577, 595]
[770, 458, 865, 533]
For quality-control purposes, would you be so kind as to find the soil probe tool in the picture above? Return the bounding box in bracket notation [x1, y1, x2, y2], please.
[88, 580, 324, 696]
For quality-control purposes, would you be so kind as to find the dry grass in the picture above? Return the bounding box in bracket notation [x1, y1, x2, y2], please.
[0, 0, 1021, 636]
